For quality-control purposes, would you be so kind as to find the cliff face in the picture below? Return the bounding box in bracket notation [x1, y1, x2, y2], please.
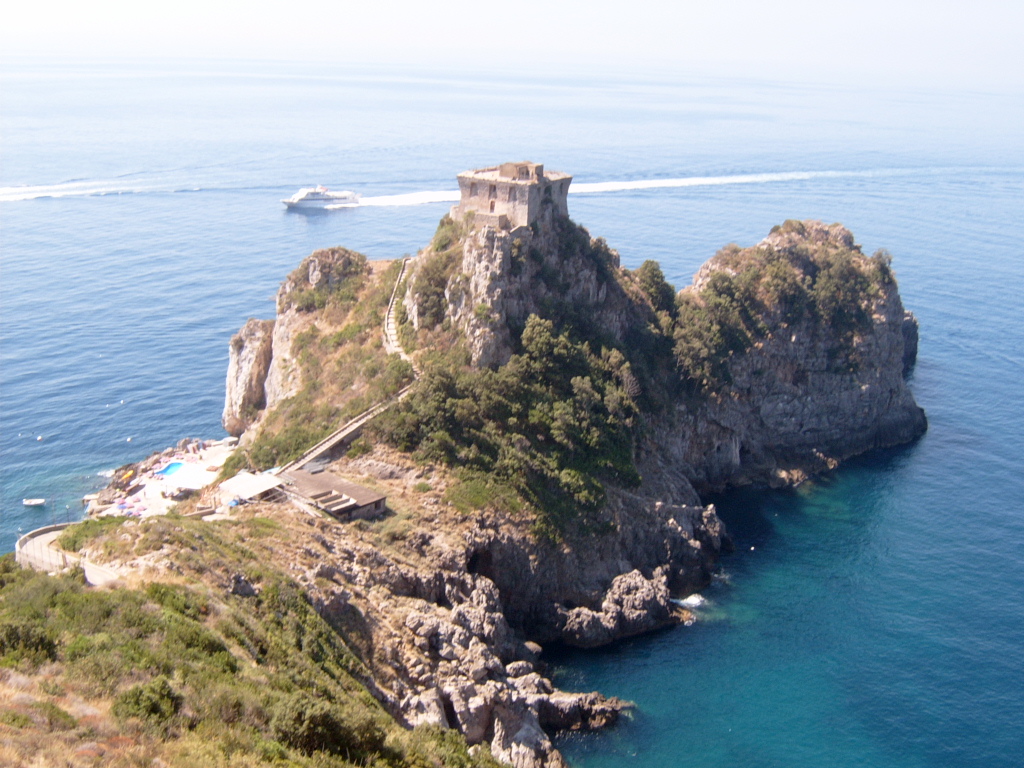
[656, 222, 926, 491]
[223, 318, 274, 436]
[222, 249, 364, 438]
[219, 212, 925, 768]
[402, 208, 646, 369]
[221, 301, 303, 438]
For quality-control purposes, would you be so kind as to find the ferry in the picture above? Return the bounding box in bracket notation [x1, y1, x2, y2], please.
[282, 185, 360, 209]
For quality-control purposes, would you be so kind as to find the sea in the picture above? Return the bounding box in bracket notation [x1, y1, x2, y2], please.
[2, 60, 1022, 767]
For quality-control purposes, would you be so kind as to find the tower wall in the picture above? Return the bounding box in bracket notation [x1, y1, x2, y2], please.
[451, 162, 571, 229]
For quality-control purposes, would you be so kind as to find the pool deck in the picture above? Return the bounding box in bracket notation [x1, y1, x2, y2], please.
[88, 438, 236, 519]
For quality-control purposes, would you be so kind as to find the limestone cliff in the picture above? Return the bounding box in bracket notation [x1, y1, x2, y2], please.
[221, 299, 302, 439]
[402, 208, 644, 369]
[218, 205, 925, 768]
[223, 318, 274, 436]
[655, 220, 927, 492]
[222, 247, 373, 438]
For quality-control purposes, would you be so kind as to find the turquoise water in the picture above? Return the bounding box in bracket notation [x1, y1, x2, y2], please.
[2, 61, 1022, 766]
[155, 462, 184, 476]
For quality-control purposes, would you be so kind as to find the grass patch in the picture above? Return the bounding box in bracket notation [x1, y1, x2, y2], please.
[56, 516, 126, 552]
[444, 474, 522, 516]
[0, 551, 499, 766]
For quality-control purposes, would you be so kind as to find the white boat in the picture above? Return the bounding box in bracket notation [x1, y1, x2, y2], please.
[23, 498, 46, 507]
[282, 185, 360, 209]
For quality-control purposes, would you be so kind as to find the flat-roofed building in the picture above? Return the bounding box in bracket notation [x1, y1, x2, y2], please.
[451, 161, 571, 230]
[283, 469, 387, 521]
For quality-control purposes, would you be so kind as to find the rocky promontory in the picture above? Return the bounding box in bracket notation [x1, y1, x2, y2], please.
[213, 190, 924, 766]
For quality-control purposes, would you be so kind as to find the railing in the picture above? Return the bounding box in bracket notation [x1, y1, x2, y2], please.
[15, 522, 120, 586]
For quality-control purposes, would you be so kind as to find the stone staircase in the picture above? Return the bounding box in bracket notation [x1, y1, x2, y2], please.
[308, 489, 357, 515]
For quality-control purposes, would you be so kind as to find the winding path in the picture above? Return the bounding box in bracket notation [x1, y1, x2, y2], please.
[284, 257, 418, 471]
[16, 523, 121, 586]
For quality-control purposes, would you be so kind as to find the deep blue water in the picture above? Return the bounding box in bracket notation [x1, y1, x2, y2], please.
[2, 60, 1022, 767]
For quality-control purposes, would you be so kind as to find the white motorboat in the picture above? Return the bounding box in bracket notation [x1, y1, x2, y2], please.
[23, 498, 46, 507]
[282, 185, 360, 209]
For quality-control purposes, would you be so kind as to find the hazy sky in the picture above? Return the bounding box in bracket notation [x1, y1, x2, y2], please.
[3, 0, 1022, 89]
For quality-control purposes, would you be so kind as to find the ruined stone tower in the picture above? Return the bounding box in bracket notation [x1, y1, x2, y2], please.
[451, 161, 572, 230]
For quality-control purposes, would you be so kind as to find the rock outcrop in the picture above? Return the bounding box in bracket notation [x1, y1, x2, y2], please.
[223, 319, 274, 436]
[221, 250, 353, 436]
[653, 221, 926, 492]
[297, 455, 726, 766]
[220, 205, 925, 768]
[403, 208, 644, 369]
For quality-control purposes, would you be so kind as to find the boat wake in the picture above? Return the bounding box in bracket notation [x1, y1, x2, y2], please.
[0, 179, 204, 202]
[2, 167, 991, 205]
[354, 190, 461, 207]
[345, 169, 920, 209]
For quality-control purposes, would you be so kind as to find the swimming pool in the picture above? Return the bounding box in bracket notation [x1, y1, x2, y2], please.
[155, 462, 184, 476]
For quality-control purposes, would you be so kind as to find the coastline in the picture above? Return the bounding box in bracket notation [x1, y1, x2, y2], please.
[7, 199, 931, 767]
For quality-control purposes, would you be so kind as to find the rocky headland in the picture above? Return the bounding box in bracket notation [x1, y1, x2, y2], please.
[5, 171, 924, 768]
[213, 195, 925, 765]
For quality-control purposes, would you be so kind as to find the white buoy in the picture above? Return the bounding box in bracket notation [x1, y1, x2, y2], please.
[36, 435, 43, 441]
[750, 546, 756, 551]
[127, 437, 132, 442]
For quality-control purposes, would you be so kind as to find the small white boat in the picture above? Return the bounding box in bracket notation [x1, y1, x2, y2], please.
[23, 498, 46, 507]
[282, 185, 360, 209]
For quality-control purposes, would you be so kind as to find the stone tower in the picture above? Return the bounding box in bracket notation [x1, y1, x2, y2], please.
[450, 161, 572, 230]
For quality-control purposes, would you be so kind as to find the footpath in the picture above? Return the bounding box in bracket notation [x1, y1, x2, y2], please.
[15, 524, 120, 586]
[17, 256, 420, 582]
[284, 257, 419, 471]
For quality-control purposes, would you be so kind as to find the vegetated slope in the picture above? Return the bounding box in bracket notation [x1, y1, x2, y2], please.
[381, 213, 924, 530]
[223, 249, 414, 473]
[0, 518, 502, 768]
[201, 210, 924, 768]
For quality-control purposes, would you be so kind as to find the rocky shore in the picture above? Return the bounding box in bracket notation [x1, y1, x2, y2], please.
[212, 209, 925, 766]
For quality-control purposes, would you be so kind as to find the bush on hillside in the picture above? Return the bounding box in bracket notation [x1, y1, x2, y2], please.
[373, 315, 639, 531]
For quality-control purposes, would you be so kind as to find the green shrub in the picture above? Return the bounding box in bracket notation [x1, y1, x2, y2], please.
[112, 675, 181, 724]
[0, 618, 57, 665]
[0, 709, 32, 728]
[327, 322, 366, 348]
[219, 449, 247, 480]
[431, 214, 463, 252]
[374, 316, 638, 530]
[346, 437, 371, 458]
[635, 260, 677, 316]
[32, 701, 76, 731]
[145, 582, 206, 620]
[269, 692, 385, 757]
[414, 248, 461, 329]
[57, 515, 126, 552]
